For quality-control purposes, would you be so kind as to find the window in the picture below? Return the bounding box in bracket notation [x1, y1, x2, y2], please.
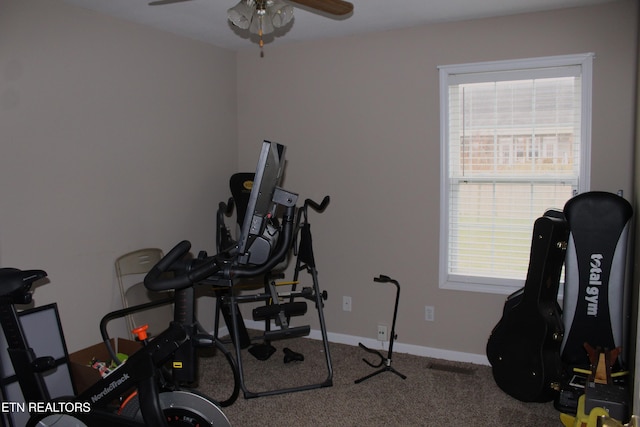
[439, 54, 593, 294]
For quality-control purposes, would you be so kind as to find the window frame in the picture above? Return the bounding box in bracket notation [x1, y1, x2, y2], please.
[438, 53, 593, 295]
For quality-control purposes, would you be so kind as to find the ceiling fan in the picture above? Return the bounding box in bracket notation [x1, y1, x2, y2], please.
[148, 0, 354, 53]
[148, 0, 353, 16]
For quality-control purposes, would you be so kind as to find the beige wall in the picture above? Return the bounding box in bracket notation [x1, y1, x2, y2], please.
[236, 0, 638, 358]
[0, 0, 237, 350]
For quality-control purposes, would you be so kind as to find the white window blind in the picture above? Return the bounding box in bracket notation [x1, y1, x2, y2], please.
[439, 54, 592, 294]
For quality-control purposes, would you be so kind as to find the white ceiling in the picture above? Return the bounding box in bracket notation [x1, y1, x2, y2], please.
[62, 0, 617, 51]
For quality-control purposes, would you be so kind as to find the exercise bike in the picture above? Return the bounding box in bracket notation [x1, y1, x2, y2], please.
[0, 267, 231, 427]
[99, 258, 241, 410]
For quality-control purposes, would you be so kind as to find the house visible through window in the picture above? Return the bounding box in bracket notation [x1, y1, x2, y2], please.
[438, 54, 593, 294]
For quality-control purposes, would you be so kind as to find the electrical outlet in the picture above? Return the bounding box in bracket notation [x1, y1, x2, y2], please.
[425, 305, 435, 321]
[377, 324, 388, 341]
[343, 296, 352, 312]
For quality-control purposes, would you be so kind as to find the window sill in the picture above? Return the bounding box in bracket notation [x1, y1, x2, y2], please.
[440, 280, 522, 296]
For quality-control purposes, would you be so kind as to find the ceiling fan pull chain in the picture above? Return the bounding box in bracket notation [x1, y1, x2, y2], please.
[258, 15, 265, 57]
[257, 1, 266, 57]
[259, 30, 265, 57]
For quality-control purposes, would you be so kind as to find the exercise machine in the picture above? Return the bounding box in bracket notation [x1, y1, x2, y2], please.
[204, 141, 334, 399]
[0, 267, 231, 427]
[220, 195, 334, 398]
[355, 275, 406, 384]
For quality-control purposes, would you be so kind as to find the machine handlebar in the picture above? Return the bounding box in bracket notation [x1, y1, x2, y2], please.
[144, 240, 221, 292]
[145, 205, 297, 292]
[305, 196, 330, 213]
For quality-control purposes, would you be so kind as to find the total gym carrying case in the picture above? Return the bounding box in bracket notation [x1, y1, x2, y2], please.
[555, 191, 633, 413]
[561, 191, 632, 366]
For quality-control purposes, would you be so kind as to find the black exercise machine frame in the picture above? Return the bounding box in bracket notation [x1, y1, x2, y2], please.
[211, 195, 334, 399]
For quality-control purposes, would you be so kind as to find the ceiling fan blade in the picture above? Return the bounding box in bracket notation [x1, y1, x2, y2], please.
[148, 0, 194, 5]
[288, 0, 354, 16]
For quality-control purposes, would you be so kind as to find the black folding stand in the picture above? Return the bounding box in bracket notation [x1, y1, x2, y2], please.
[355, 275, 406, 383]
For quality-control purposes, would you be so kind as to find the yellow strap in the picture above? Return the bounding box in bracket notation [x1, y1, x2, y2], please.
[274, 281, 299, 286]
[611, 371, 629, 378]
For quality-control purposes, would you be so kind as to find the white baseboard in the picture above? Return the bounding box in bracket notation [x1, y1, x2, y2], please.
[224, 320, 490, 366]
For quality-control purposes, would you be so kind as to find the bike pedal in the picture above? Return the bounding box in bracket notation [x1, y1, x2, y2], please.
[32, 356, 55, 373]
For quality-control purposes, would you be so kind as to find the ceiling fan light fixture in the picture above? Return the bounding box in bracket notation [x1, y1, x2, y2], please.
[268, 0, 294, 28]
[227, 1, 253, 30]
[249, 6, 274, 35]
[228, 0, 293, 35]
